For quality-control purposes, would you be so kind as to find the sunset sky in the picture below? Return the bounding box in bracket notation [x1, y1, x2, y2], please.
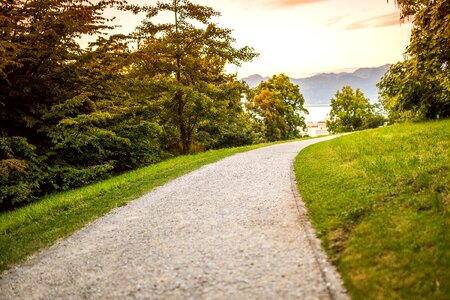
[109, 0, 412, 78]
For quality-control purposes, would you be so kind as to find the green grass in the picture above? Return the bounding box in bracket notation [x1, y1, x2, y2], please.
[295, 119, 450, 299]
[0, 140, 297, 273]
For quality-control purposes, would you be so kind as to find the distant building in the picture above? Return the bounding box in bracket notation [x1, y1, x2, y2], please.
[306, 121, 329, 137]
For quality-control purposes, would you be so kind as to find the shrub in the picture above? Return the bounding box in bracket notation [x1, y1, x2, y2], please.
[0, 137, 44, 210]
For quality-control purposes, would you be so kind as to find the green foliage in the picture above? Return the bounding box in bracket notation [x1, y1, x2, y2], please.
[379, 0, 450, 122]
[132, 0, 258, 154]
[113, 120, 166, 168]
[246, 74, 308, 141]
[326, 86, 385, 133]
[0, 0, 126, 136]
[0, 137, 43, 209]
[195, 80, 259, 149]
[197, 112, 259, 149]
[0, 0, 259, 209]
[362, 103, 387, 129]
[0, 0, 142, 209]
[295, 120, 450, 298]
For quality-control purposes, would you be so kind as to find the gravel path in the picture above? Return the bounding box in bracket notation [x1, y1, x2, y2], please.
[0, 137, 348, 300]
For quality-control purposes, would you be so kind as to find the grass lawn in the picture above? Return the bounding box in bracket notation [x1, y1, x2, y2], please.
[0, 140, 298, 273]
[295, 119, 450, 299]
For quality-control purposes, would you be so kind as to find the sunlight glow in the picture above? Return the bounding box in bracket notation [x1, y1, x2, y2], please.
[101, 0, 412, 78]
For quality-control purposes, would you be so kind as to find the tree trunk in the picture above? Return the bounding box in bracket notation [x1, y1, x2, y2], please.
[174, 3, 188, 154]
[176, 90, 189, 154]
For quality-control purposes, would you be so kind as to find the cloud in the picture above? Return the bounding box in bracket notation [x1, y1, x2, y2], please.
[325, 16, 346, 26]
[270, 0, 327, 8]
[345, 13, 408, 30]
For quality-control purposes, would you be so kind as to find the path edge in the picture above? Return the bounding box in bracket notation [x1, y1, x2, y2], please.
[290, 160, 350, 300]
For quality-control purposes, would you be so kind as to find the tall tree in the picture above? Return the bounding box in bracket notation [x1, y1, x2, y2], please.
[379, 0, 450, 121]
[246, 74, 308, 141]
[132, 0, 258, 153]
[0, 0, 127, 138]
[0, 0, 135, 209]
[40, 35, 166, 185]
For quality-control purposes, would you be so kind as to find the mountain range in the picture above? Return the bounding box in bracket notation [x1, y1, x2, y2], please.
[241, 64, 391, 106]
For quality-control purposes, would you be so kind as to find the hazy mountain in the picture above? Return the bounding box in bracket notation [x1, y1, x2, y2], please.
[242, 64, 391, 106]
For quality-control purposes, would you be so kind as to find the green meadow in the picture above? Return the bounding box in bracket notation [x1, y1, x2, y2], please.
[295, 119, 450, 299]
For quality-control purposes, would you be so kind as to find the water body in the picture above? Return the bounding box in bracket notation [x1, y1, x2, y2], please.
[304, 105, 331, 122]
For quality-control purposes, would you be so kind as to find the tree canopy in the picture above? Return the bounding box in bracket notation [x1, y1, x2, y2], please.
[379, 0, 449, 121]
[0, 0, 262, 210]
[0, 0, 136, 209]
[132, 0, 258, 154]
[327, 86, 385, 133]
[246, 74, 308, 141]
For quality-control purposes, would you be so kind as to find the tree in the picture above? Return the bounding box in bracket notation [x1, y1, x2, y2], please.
[40, 37, 166, 186]
[246, 74, 308, 141]
[195, 81, 259, 149]
[131, 0, 258, 154]
[326, 86, 385, 133]
[0, 0, 127, 138]
[0, 0, 261, 209]
[363, 102, 388, 129]
[379, 0, 450, 121]
[0, 0, 133, 208]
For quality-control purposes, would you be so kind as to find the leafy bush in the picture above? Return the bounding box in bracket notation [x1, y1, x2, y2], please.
[113, 120, 168, 169]
[47, 164, 115, 191]
[326, 86, 387, 133]
[0, 137, 44, 210]
[197, 123, 257, 150]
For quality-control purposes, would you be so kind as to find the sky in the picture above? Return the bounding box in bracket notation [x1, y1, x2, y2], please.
[106, 0, 412, 78]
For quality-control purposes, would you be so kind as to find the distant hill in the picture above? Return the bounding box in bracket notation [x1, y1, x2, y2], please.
[241, 64, 391, 106]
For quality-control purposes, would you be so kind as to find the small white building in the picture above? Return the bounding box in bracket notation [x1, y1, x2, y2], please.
[306, 121, 329, 137]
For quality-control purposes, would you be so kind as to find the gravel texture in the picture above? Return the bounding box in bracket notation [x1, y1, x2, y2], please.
[0, 137, 348, 299]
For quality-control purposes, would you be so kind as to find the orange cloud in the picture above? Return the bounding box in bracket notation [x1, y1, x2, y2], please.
[270, 0, 327, 8]
[345, 13, 409, 30]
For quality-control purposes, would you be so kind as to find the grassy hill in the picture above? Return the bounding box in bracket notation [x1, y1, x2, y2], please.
[295, 120, 450, 299]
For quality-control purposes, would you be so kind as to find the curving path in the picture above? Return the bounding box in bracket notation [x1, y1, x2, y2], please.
[0, 137, 348, 299]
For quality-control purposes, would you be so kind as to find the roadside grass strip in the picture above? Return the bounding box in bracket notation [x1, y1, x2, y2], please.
[0, 141, 294, 272]
[295, 119, 450, 299]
